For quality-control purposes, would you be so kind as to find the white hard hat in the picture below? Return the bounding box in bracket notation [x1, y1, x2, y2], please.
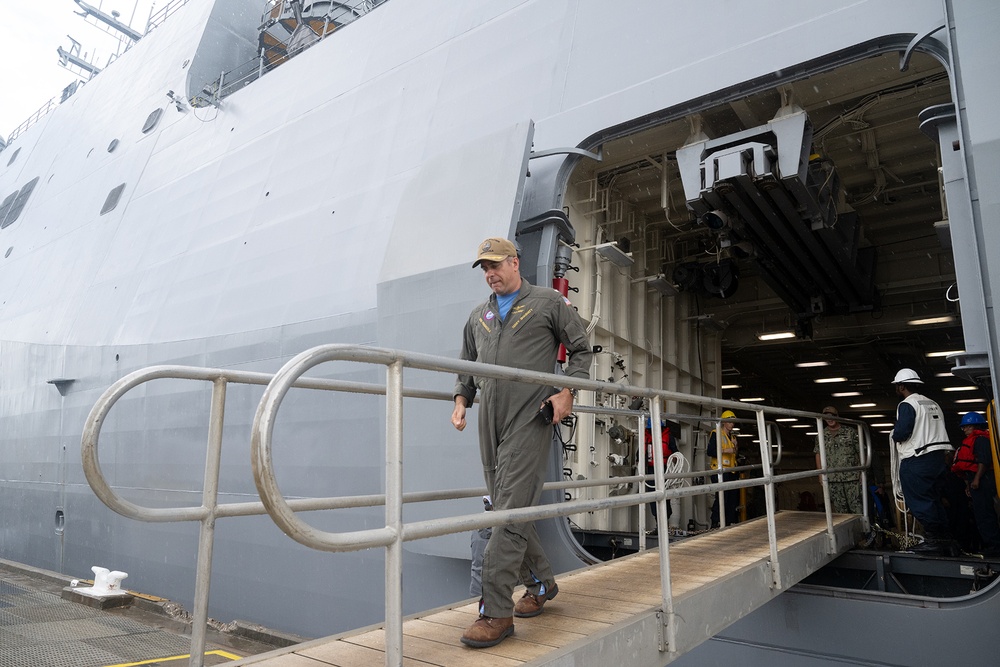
[891, 368, 923, 384]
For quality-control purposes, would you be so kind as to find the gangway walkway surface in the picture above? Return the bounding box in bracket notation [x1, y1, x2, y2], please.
[230, 512, 863, 667]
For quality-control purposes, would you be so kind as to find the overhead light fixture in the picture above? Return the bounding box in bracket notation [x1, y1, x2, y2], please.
[877, 430, 892, 434]
[926, 349, 964, 358]
[943, 386, 978, 392]
[908, 316, 954, 326]
[805, 431, 818, 436]
[791, 424, 810, 429]
[955, 398, 987, 404]
[736, 433, 754, 438]
[595, 242, 634, 267]
[850, 402, 877, 408]
[758, 331, 795, 341]
[935, 372, 954, 377]
[831, 391, 861, 397]
[795, 361, 829, 368]
[860, 414, 884, 418]
[739, 397, 766, 402]
[958, 411, 986, 416]
[775, 418, 798, 422]
[646, 274, 679, 296]
[814, 377, 847, 384]
[871, 422, 894, 428]
[722, 384, 740, 390]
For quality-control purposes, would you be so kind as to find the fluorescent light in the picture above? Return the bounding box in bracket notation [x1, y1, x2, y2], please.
[935, 372, 954, 377]
[595, 242, 634, 267]
[871, 422, 894, 428]
[850, 402, 877, 408]
[739, 397, 766, 402]
[878, 430, 892, 434]
[795, 361, 829, 368]
[775, 418, 798, 422]
[814, 377, 847, 384]
[758, 331, 795, 341]
[805, 431, 818, 435]
[736, 433, 754, 438]
[832, 391, 861, 397]
[955, 398, 987, 404]
[791, 424, 811, 429]
[959, 411, 985, 416]
[942, 386, 978, 392]
[926, 349, 964, 358]
[908, 316, 954, 326]
[860, 414, 884, 418]
[722, 384, 740, 390]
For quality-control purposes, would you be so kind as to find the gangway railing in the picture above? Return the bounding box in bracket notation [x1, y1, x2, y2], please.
[82, 345, 872, 667]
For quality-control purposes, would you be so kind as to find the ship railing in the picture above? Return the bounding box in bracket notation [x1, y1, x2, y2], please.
[194, 0, 390, 105]
[145, 0, 193, 34]
[81, 344, 871, 667]
[250, 344, 872, 666]
[6, 97, 59, 145]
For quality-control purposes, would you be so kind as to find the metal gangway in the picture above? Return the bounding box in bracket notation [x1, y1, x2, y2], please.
[81, 345, 872, 667]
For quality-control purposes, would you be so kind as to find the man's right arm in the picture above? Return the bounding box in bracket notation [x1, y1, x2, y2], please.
[452, 316, 477, 431]
[892, 403, 915, 443]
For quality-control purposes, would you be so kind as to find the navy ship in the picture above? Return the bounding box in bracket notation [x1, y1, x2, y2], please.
[2, 1, 999, 664]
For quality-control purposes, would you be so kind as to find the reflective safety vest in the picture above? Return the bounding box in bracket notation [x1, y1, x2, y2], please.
[896, 393, 952, 459]
[952, 429, 988, 475]
[709, 429, 737, 469]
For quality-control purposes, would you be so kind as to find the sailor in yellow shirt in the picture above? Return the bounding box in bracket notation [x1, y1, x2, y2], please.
[708, 410, 739, 527]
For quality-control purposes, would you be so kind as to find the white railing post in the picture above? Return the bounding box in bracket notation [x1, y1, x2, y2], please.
[651, 399, 675, 653]
[756, 409, 781, 589]
[816, 415, 836, 552]
[189, 378, 227, 667]
[384, 360, 404, 667]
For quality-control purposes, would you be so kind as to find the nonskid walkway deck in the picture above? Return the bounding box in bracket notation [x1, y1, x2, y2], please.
[231, 511, 863, 667]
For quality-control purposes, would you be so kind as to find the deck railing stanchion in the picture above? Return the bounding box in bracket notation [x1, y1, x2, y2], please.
[189, 378, 227, 667]
[651, 399, 675, 652]
[816, 415, 837, 552]
[384, 360, 404, 667]
[756, 409, 781, 588]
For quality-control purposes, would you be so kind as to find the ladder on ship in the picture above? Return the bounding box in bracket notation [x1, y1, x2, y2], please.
[82, 344, 873, 667]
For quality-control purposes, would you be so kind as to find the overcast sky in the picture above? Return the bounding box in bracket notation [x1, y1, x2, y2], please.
[1, 0, 157, 142]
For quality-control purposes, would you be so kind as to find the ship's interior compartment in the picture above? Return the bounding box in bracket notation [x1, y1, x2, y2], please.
[557, 49, 979, 560]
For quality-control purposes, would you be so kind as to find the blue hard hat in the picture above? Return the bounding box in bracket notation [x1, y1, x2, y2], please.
[960, 412, 987, 427]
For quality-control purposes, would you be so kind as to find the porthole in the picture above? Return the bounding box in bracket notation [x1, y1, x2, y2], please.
[142, 108, 164, 134]
[108, 139, 119, 153]
[101, 183, 127, 215]
[6, 148, 19, 167]
[4, 247, 11, 258]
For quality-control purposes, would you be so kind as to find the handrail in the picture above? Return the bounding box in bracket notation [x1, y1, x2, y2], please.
[250, 344, 873, 665]
[83, 345, 871, 667]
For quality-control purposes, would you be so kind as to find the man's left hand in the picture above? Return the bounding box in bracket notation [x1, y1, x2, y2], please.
[546, 388, 574, 424]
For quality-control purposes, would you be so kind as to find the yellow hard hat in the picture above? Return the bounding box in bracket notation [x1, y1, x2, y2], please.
[721, 410, 736, 419]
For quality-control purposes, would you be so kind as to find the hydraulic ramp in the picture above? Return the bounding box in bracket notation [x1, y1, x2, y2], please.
[229, 512, 862, 667]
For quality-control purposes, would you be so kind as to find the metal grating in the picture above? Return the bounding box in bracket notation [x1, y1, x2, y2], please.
[85, 630, 192, 660]
[0, 641, 125, 667]
[0, 572, 246, 667]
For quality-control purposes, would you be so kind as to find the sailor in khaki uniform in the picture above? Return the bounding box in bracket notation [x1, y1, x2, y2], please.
[452, 237, 592, 648]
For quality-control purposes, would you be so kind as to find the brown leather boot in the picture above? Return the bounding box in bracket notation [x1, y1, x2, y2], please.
[514, 582, 559, 618]
[461, 615, 514, 648]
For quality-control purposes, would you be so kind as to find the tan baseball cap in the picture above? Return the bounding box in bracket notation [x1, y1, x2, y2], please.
[473, 237, 518, 267]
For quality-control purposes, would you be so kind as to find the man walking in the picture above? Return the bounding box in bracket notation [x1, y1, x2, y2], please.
[452, 237, 592, 648]
[891, 368, 956, 555]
